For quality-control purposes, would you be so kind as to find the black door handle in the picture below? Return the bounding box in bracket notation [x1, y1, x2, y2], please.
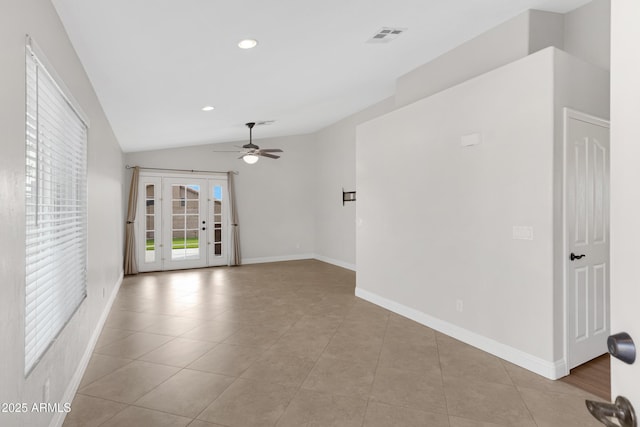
[608, 332, 636, 364]
[202, 227, 206, 231]
[570, 252, 586, 261]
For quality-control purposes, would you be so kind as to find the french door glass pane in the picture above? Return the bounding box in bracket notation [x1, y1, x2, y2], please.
[145, 184, 155, 262]
[212, 185, 223, 257]
[171, 184, 200, 260]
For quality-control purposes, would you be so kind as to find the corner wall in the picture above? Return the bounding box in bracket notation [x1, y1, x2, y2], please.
[312, 97, 395, 269]
[0, 1, 124, 426]
[564, 0, 610, 70]
[552, 49, 610, 364]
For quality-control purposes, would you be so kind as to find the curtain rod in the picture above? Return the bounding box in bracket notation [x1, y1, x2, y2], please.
[126, 165, 238, 175]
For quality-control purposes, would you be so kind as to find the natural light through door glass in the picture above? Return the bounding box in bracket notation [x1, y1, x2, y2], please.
[213, 185, 223, 256]
[171, 184, 200, 260]
[145, 184, 155, 262]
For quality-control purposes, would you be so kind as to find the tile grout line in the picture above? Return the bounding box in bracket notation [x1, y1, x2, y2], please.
[271, 289, 357, 426]
[434, 332, 453, 426]
[360, 310, 391, 427]
[499, 359, 541, 427]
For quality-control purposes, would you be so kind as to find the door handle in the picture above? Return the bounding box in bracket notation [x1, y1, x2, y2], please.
[608, 332, 636, 364]
[586, 396, 637, 427]
[202, 227, 206, 231]
[570, 252, 586, 261]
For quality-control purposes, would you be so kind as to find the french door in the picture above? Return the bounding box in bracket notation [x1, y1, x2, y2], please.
[137, 173, 229, 272]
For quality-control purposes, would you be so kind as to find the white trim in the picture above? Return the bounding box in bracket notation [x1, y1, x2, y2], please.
[138, 170, 226, 180]
[242, 253, 314, 265]
[313, 254, 356, 271]
[564, 107, 610, 128]
[50, 272, 124, 427]
[355, 287, 567, 380]
[561, 108, 610, 374]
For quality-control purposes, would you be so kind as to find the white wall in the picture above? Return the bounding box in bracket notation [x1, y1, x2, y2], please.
[125, 134, 316, 264]
[395, 1, 611, 109]
[394, 10, 567, 109]
[564, 0, 610, 70]
[313, 1, 610, 273]
[529, 10, 565, 53]
[0, 1, 124, 426]
[313, 97, 395, 269]
[394, 11, 530, 109]
[356, 48, 608, 379]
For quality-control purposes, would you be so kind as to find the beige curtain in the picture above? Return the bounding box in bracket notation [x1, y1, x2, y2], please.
[123, 166, 140, 275]
[227, 171, 241, 266]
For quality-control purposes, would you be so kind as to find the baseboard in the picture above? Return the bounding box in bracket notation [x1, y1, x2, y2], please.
[312, 254, 356, 271]
[51, 271, 124, 427]
[242, 253, 315, 265]
[355, 287, 567, 380]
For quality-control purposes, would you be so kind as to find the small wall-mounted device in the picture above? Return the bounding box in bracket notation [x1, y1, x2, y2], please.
[461, 132, 482, 147]
[342, 189, 356, 205]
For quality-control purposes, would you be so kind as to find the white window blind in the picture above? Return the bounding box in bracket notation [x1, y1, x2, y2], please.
[25, 38, 88, 375]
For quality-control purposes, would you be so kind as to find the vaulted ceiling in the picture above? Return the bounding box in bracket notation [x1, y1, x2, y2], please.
[52, 0, 591, 152]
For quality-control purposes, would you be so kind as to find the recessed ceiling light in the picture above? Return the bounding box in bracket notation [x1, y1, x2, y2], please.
[238, 39, 258, 49]
[201, 106, 215, 111]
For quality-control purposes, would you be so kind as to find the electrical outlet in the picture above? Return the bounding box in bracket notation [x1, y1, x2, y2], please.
[456, 299, 464, 313]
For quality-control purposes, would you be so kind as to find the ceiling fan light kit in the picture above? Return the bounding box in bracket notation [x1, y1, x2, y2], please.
[212, 122, 283, 164]
[243, 154, 259, 164]
[237, 122, 283, 165]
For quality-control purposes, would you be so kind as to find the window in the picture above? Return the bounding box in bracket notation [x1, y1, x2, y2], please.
[24, 38, 88, 375]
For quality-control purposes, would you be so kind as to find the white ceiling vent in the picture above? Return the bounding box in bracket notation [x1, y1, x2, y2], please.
[367, 27, 407, 44]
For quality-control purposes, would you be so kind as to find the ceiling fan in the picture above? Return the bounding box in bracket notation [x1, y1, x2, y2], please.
[214, 122, 283, 164]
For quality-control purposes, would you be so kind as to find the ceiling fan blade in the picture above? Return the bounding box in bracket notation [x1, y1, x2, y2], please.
[259, 148, 283, 153]
[260, 153, 280, 159]
[212, 150, 241, 152]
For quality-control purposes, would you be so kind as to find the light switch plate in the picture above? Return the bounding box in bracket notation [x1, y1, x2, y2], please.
[512, 226, 534, 240]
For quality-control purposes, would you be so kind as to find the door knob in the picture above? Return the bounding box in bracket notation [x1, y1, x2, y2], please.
[608, 332, 636, 364]
[202, 227, 206, 231]
[570, 252, 586, 261]
[586, 396, 636, 427]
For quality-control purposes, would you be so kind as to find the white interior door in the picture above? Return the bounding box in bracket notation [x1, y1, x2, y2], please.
[564, 109, 610, 370]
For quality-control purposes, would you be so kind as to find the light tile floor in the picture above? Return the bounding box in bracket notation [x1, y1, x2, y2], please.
[63, 260, 603, 427]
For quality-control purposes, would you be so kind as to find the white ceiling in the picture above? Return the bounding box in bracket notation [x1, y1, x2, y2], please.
[52, 0, 592, 152]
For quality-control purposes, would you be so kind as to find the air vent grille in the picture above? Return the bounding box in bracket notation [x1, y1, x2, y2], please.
[367, 27, 407, 44]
